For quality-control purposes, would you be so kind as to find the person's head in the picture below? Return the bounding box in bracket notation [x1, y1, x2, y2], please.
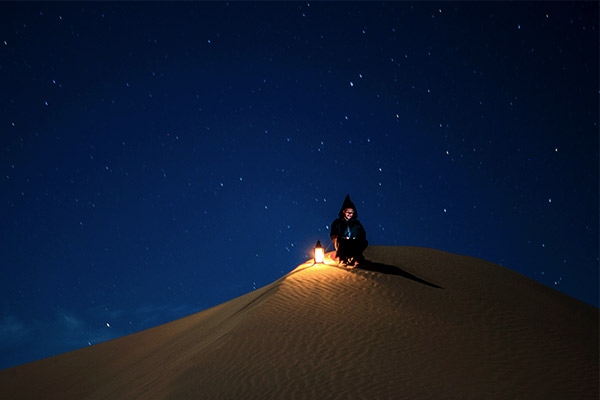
[338, 194, 358, 219]
[343, 208, 355, 221]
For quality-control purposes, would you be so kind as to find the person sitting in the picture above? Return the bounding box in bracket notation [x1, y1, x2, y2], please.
[330, 195, 368, 267]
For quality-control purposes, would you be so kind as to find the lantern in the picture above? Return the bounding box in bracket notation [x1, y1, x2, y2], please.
[314, 240, 324, 264]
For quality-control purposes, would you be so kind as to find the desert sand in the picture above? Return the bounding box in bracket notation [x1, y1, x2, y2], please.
[1, 246, 598, 399]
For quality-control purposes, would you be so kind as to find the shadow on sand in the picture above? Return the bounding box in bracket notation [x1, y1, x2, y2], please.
[356, 260, 443, 289]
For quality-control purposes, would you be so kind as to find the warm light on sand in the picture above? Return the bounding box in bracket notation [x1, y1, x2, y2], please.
[296, 252, 338, 271]
[314, 251, 337, 266]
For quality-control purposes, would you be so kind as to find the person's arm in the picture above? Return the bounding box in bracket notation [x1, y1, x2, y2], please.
[330, 219, 339, 241]
[330, 219, 340, 251]
[356, 221, 368, 252]
[356, 220, 366, 241]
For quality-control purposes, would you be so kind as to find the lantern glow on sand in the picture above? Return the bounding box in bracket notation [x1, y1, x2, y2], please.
[314, 240, 325, 264]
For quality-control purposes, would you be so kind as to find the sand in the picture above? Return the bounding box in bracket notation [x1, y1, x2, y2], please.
[1, 246, 598, 399]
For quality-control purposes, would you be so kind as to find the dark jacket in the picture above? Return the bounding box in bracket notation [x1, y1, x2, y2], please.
[330, 195, 367, 243]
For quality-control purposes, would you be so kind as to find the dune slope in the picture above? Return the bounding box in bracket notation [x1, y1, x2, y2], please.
[1, 246, 598, 399]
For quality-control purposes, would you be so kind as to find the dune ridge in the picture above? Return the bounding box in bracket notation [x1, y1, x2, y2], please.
[1, 246, 598, 399]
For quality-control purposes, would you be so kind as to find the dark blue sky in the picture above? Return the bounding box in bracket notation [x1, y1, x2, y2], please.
[1, 2, 598, 369]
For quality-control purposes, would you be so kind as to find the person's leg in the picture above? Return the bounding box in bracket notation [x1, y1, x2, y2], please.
[355, 239, 368, 264]
[347, 240, 367, 265]
[336, 239, 350, 263]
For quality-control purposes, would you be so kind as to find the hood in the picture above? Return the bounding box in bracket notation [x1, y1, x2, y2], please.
[338, 194, 358, 219]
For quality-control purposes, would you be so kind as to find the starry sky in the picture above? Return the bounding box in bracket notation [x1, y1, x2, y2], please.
[1, 2, 598, 369]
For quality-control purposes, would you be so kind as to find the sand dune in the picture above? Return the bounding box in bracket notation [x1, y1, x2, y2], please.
[1, 246, 598, 399]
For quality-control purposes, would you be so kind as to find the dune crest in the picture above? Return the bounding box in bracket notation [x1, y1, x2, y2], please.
[1, 246, 598, 399]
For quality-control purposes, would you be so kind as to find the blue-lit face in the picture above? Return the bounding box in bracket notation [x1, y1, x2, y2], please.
[344, 209, 355, 220]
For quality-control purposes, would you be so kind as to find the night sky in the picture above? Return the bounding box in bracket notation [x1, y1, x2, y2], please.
[1, 2, 598, 369]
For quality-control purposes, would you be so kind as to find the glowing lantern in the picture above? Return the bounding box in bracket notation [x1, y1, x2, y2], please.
[314, 240, 324, 264]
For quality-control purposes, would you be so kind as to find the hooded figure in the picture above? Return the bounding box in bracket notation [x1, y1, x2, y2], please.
[330, 195, 368, 266]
